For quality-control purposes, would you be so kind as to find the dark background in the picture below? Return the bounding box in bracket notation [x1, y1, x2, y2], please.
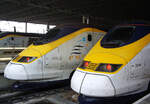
[0, 0, 149, 30]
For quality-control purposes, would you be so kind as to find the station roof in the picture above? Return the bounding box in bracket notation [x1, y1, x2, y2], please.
[0, 0, 149, 30]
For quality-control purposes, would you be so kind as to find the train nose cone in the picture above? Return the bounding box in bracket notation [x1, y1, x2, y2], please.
[4, 63, 28, 80]
[71, 70, 115, 97]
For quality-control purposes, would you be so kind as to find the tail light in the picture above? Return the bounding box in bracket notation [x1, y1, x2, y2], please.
[96, 63, 122, 72]
[18, 56, 37, 63]
[79, 61, 90, 69]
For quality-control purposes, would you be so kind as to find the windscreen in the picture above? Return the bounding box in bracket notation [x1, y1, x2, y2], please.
[33, 27, 78, 45]
[33, 28, 60, 45]
[101, 26, 135, 48]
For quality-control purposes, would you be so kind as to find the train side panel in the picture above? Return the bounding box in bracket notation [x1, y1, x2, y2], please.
[43, 31, 104, 80]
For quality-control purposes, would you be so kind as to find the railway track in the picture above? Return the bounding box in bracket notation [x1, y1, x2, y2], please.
[0, 82, 149, 104]
[0, 80, 77, 104]
[0, 86, 75, 104]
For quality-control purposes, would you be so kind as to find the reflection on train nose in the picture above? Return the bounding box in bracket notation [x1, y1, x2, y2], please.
[4, 64, 28, 80]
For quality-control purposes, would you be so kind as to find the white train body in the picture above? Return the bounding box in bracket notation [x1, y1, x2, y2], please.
[4, 27, 106, 82]
[71, 24, 150, 97]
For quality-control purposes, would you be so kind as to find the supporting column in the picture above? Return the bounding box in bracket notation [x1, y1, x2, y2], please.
[14, 26, 16, 32]
[82, 16, 86, 24]
[47, 22, 50, 32]
[87, 16, 89, 24]
[82, 16, 90, 24]
[25, 22, 28, 33]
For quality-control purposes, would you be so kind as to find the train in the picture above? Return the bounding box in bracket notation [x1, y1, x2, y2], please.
[4, 26, 106, 82]
[0, 32, 42, 72]
[0, 32, 42, 89]
[71, 24, 150, 97]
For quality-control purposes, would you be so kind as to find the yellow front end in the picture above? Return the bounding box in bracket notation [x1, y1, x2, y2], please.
[79, 33, 150, 74]
[12, 27, 104, 64]
[71, 32, 150, 97]
[4, 27, 105, 81]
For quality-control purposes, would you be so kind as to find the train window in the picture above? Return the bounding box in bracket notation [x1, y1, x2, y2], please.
[33, 28, 60, 45]
[101, 27, 135, 48]
[87, 34, 92, 41]
[33, 27, 79, 45]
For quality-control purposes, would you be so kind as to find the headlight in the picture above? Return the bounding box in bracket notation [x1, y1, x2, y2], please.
[18, 56, 37, 63]
[96, 63, 122, 72]
[79, 61, 90, 69]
